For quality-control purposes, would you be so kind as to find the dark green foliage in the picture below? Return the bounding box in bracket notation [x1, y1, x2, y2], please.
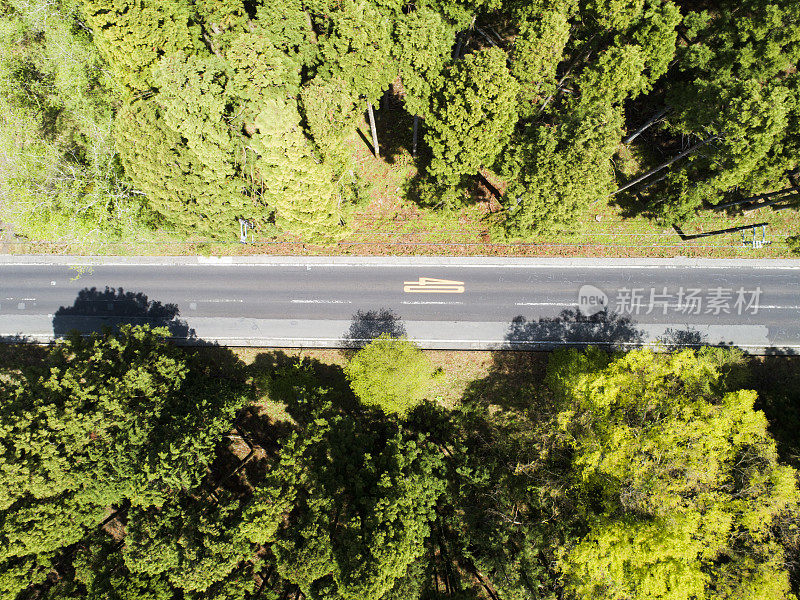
[272, 411, 446, 600]
[3, 335, 799, 600]
[0, 325, 248, 565]
[647, 0, 800, 222]
[123, 493, 253, 593]
[496, 0, 682, 236]
[424, 47, 519, 205]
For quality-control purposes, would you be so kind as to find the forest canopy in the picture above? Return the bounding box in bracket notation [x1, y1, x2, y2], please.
[0, 0, 797, 244]
[1, 326, 799, 599]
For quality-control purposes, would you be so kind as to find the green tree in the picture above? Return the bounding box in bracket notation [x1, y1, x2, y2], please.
[0, 0, 149, 245]
[0, 325, 248, 563]
[345, 334, 438, 417]
[316, 0, 398, 105]
[272, 410, 446, 600]
[510, 6, 571, 118]
[550, 347, 799, 600]
[78, 0, 195, 91]
[247, 97, 346, 243]
[497, 0, 680, 236]
[424, 47, 519, 205]
[642, 0, 800, 222]
[123, 492, 253, 593]
[392, 7, 456, 119]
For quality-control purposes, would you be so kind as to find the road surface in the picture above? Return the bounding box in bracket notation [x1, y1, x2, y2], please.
[0, 256, 797, 353]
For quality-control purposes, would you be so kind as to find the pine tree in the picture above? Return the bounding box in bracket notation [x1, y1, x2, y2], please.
[0, 325, 248, 564]
[248, 98, 346, 243]
[424, 47, 519, 204]
[78, 0, 196, 91]
[270, 406, 446, 599]
[496, 0, 681, 236]
[647, 0, 800, 222]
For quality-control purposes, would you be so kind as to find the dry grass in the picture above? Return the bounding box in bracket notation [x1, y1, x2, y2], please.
[230, 346, 512, 415]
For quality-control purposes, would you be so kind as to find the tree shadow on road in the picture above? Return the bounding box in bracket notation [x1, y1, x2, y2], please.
[504, 308, 645, 351]
[657, 326, 708, 350]
[341, 308, 407, 353]
[52, 286, 194, 340]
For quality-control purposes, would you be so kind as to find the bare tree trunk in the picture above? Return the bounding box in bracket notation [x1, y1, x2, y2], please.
[610, 135, 720, 196]
[623, 108, 670, 145]
[453, 25, 473, 59]
[366, 100, 379, 158]
[475, 26, 498, 47]
[714, 185, 800, 210]
[412, 116, 419, 157]
[453, 31, 464, 59]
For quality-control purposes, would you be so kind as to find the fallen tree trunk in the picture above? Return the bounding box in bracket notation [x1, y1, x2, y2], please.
[610, 134, 721, 196]
[623, 108, 670, 145]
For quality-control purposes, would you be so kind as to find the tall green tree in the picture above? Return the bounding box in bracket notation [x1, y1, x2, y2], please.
[644, 0, 800, 223]
[424, 47, 519, 206]
[123, 492, 253, 594]
[78, 0, 196, 91]
[497, 0, 680, 236]
[550, 347, 799, 600]
[269, 398, 446, 599]
[0, 325, 248, 565]
[0, 0, 147, 245]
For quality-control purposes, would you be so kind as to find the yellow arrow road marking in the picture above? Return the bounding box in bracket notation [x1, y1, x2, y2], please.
[403, 277, 465, 294]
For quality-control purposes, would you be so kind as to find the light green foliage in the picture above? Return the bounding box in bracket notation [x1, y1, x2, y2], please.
[75, 0, 351, 243]
[300, 76, 360, 180]
[248, 97, 346, 243]
[154, 52, 236, 178]
[193, 0, 247, 38]
[345, 334, 438, 417]
[226, 26, 301, 105]
[549, 347, 799, 600]
[78, 0, 195, 91]
[425, 47, 519, 201]
[252, 0, 317, 65]
[583, 0, 645, 30]
[114, 97, 253, 237]
[316, 0, 398, 104]
[0, 325, 248, 562]
[0, 0, 150, 245]
[511, 8, 571, 117]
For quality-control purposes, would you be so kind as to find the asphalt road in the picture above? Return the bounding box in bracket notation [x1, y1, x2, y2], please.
[0, 256, 798, 352]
